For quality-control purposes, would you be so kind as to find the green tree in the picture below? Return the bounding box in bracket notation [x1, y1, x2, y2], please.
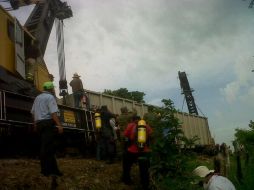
[181, 135, 200, 150]
[148, 99, 195, 190]
[232, 120, 254, 190]
[234, 120, 254, 153]
[103, 88, 145, 103]
[130, 90, 145, 103]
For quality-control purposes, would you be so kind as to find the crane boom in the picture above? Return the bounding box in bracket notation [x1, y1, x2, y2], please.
[178, 71, 199, 115]
[24, 1, 54, 56]
[24, 0, 72, 56]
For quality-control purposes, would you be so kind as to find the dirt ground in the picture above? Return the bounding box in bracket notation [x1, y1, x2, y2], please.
[0, 157, 142, 190]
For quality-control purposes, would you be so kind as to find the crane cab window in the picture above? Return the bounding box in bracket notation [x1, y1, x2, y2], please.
[7, 20, 15, 43]
[15, 22, 23, 46]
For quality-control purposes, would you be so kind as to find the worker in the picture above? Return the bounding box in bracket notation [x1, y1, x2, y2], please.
[121, 115, 140, 156]
[31, 81, 63, 188]
[69, 72, 84, 108]
[122, 118, 152, 190]
[99, 105, 116, 164]
[214, 143, 230, 177]
[96, 106, 115, 163]
[193, 165, 236, 190]
[80, 91, 90, 110]
[233, 140, 243, 184]
[109, 115, 120, 158]
[109, 115, 118, 142]
[118, 107, 135, 157]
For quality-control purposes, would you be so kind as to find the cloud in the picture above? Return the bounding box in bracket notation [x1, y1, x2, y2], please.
[220, 82, 240, 103]
[55, 0, 253, 97]
[220, 57, 254, 103]
[5, 0, 254, 147]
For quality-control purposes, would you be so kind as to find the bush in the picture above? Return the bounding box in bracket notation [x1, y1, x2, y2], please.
[147, 99, 198, 190]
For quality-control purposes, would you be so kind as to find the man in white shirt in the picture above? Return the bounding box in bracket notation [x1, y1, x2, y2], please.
[193, 165, 236, 190]
[31, 81, 63, 188]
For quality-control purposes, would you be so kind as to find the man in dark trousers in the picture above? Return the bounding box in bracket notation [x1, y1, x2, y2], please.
[122, 118, 152, 190]
[31, 81, 63, 188]
[99, 105, 116, 164]
[69, 73, 84, 108]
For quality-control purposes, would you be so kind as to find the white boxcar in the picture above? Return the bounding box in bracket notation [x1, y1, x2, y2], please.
[175, 112, 213, 145]
[62, 89, 148, 117]
[62, 90, 213, 145]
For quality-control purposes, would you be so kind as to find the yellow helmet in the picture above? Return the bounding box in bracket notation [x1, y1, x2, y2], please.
[95, 113, 100, 117]
[138, 119, 146, 126]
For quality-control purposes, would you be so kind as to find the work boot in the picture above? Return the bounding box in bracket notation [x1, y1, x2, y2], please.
[50, 176, 58, 190]
[121, 176, 132, 185]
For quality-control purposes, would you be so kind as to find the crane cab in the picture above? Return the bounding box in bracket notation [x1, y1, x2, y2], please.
[0, 5, 51, 93]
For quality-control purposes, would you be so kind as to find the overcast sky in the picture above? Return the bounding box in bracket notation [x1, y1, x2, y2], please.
[3, 0, 254, 147]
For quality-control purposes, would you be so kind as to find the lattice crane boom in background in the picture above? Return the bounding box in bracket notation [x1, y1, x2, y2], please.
[178, 71, 199, 115]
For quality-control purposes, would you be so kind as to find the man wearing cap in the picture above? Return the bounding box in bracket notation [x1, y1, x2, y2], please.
[193, 165, 236, 190]
[69, 72, 84, 108]
[31, 81, 63, 187]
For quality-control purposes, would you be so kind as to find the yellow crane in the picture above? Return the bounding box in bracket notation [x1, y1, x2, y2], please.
[0, 1, 95, 157]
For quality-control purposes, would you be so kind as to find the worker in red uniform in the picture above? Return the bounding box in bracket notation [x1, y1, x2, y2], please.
[122, 118, 152, 190]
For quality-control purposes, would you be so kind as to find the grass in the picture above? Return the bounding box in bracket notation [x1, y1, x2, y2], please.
[229, 154, 254, 190]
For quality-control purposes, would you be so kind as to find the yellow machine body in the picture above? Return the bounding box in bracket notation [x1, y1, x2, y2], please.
[0, 6, 15, 73]
[0, 5, 51, 92]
